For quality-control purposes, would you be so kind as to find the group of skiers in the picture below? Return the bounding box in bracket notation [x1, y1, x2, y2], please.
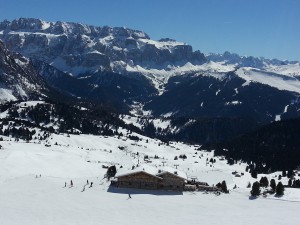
[62, 179, 133, 199]
[86, 179, 93, 188]
[64, 179, 93, 189]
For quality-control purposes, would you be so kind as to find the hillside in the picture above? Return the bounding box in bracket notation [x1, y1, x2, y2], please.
[203, 118, 300, 172]
[0, 40, 45, 102]
[0, 128, 300, 225]
[0, 3, 300, 223]
[0, 18, 300, 123]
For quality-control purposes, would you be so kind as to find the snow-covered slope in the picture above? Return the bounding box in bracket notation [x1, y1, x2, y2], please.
[0, 40, 45, 102]
[236, 67, 300, 93]
[125, 61, 234, 94]
[1, 18, 300, 125]
[0, 132, 299, 225]
[266, 62, 300, 77]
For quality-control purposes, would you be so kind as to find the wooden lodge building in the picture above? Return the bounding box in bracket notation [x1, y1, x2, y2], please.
[114, 165, 187, 191]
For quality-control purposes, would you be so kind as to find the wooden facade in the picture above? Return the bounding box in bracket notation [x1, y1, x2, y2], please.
[157, 172, 185, 191]
[117, 171, 163, 190]
[116, 171, 186, 191]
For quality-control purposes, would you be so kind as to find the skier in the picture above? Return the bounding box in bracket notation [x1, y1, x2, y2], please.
[89, 182, 93, 188]
[64, 182, 66, 187]
[128, 194, 131, 199]
[70, 180, 73, 187]
[87, 180, 89, 184]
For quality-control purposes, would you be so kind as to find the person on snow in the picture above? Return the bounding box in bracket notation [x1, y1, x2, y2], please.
[70, 180, 73, 187]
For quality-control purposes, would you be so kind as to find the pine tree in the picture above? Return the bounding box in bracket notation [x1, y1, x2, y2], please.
[245, 166, 249, 172]
[251, 181, 261, 196]
[251, 170, 258, 179]
[282, 170, 287, 177]
[270, 179, 276, 192]
[247, 182, 251, 188]
[287, 170, 294, 178]
[276, 182, 284, 196]
[221, 180, 228, 193]
[259, 176, 269, 187]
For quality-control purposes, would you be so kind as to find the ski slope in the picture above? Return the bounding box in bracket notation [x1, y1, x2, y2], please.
[0, 133, 299, 225]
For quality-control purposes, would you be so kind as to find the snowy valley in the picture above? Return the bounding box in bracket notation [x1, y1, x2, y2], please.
[0, 17, 300, 225]
[1, 116, 300, 225]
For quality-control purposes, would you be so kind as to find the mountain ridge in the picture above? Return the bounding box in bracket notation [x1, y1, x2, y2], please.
[1, 18, 300, 131]
[0, 18, 206, 77]
[0, 39, 45, 102]
[1, 18, 300, 172]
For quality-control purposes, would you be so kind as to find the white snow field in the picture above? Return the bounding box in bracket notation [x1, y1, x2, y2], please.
[0, 133, 299, 225]
[236, 67, 300, 93]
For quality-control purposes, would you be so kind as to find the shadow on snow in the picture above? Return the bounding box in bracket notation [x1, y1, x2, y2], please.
[107, 186, 183, 196]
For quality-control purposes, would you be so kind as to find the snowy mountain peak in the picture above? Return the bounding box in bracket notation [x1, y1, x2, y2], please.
[0, 40, 45, 102]
[0, 18, 206, 78]
[1, 18, 300, 122]
[206, 51, 298, 69]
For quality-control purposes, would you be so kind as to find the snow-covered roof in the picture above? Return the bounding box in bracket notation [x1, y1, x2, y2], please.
[157, 166, 188, 180]
[116, 164, 187, 180]
[116, 164, 158, 177]
[116, 170, 163, 180]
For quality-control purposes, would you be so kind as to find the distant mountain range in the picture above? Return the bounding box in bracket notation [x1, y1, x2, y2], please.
[1, 18, 300, 145]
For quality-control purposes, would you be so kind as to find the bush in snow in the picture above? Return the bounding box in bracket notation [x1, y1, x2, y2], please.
[288, 178, 293, 187]
[251, 181, 261, 196]
[221, 180, 229, 193]
[282, 170, 287, 177]
[259, 176, 269, 187]
[270, 179, 276, 192]
[106, 165, 117, 179]
[179, 154, 187, 159]
[247, 182, 251, 188]
[251, 170, 258, 179]
[276, 182, 284, 196]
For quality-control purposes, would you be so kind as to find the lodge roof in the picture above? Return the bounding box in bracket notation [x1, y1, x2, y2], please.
[116, 164, 187, 180]
[157, 171, 187, 181]
[116, 170, 163, 180]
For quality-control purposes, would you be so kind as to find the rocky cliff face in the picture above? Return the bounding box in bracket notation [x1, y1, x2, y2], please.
[206, 51, 297, 68]
[0, 18, 206, 77]
[1, 18, 300, 124]
[0, 40, 45, 102]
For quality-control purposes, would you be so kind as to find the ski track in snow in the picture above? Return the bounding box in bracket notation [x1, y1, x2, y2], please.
[0, 133, 299, 225]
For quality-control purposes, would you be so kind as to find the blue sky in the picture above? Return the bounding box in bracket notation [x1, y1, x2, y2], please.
[0, 0, 299, 60]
